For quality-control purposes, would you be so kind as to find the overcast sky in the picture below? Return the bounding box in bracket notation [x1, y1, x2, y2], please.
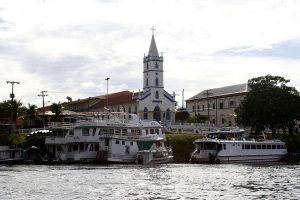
[1, 0, 300, 108]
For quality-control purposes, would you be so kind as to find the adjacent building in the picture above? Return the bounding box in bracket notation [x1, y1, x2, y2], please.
[186, 83, 250, 127]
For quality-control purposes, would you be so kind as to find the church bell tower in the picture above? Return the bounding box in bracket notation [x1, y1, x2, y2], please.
[143, 31, 164, 91]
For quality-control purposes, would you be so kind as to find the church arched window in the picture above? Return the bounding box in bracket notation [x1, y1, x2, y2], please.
[155, 91, 159, 99]
[166, 109, 171, 120]
[155, 78, 159, 86]
[144, 107, 148, 119]
[155, 62, 158, 68]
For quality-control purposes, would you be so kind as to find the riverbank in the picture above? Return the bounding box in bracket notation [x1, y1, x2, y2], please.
[3, 132, 300, 163]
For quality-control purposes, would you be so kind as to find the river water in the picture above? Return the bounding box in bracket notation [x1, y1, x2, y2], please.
[0, 163, 299, 200]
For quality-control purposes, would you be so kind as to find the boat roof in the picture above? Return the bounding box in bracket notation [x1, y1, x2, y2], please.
[193, 138, 285, 144]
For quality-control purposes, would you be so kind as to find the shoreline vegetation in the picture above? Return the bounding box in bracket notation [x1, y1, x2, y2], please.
[2, 131, 300, 163]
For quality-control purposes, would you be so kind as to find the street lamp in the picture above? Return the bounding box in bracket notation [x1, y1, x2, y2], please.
[105, 77, 110, 108]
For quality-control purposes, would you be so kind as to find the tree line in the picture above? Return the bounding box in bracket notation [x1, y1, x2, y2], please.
[0, 100, 64, 129]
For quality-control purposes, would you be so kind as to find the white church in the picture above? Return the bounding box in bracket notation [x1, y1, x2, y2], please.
[65, 32, 177, 123]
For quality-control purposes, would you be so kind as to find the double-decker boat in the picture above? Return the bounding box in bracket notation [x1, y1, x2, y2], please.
[45, 112, 173, 164]
[190, 130, 287, 163]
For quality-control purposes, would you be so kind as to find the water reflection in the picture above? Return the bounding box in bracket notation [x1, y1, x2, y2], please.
[0, 163, 299, 200]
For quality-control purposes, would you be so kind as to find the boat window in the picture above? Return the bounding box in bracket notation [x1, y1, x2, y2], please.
[262, 145, 266, 149]
[251, 144, 256, 149]
[122, 141, 125, 145]
[267, 145, 271, 149]
[277, 145, 281, 149]
[146, 129, 149, 135]
[150, 129, 155, 134]
[232, 144, 235, 146]
[92, 128, 96, 136]
[155, 129, 159, 134]
[130, 141, 133, 146]
[73, 145, 78, 151]
[116, 140, 120, 144]
[69, 131, 74, 136]
[80, 143, 84, 151]
[217, 144, 222, 151]
[82, 128, 89, 136]
[272, 145, 276, 149]
[257, 145, 262, 149]
[223, 144, 226, 150]
[95, 144, 99, 151]
[90, 144, 94, 151]
[68, 145, 72, 152]
[245, 144, 250, 149]
[242, 144, 244, 149]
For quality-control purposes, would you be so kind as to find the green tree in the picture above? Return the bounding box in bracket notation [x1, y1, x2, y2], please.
[187, 114, 208, 123]
[25, 104, 40, 127]
[235, 75, 300, 134]
[50, 102, 64, 122]
[175, 108, 190, 122]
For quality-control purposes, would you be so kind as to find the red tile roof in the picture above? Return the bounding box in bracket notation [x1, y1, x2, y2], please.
[90, 90, 136, 109]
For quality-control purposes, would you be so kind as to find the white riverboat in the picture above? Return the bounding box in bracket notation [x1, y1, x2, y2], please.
[190, 137, 287, 163]
[45, 112, 172, 164]
[0, 146, 23, 164]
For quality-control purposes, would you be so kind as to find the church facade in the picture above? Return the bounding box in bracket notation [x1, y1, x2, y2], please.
[64, 33, 176, 123]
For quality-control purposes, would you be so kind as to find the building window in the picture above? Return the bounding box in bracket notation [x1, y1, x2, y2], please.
[155, 78, 159, 86]
[122, 141, 125, 145]
[166, 109, 171, 120]
[221, 118, 226, 124]
[213, 103, 215, 109]
[155, 62, 158, 68]
[197, 105, 200, 112]
[128, 106, 131, 113]
[229, 100, 236, 108]
[202, 105, 204, 111]
[146, 63, 149, 69]
[146, 79, 148, 87]
[144, 107, 148, 119]
[192, 106, 195, 112]
[115, 140, 119, 144]
[219, 102, 224, 109]
[155, 91, 159, 99]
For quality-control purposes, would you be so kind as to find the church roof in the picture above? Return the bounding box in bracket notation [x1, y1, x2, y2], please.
[148, 35, 159, 57]
[90, 91, 135, 109]
[188, 83, 249, 101]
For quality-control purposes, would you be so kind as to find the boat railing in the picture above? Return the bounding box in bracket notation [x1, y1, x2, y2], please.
[99, 146, 109, 151]
[47, 122, 74, 129]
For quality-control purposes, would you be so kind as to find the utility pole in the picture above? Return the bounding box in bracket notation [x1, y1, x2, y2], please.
[6, 81, 20, 132]
[38, 91, 48, 128]
[182, 89, 184, 109]
[205, 90, 213, 124]
[105, 77, 110, 108]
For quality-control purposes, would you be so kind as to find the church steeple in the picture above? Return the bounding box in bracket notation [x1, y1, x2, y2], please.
[148, 35, 159, 57]
[143, 28, 164, 90]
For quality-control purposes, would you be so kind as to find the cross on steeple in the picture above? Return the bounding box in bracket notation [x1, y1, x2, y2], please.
[150, 26, 156, 35]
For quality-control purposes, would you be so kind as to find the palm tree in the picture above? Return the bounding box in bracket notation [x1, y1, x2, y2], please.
[50, 102, 64, 122]
[26, 104, 38, 127]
